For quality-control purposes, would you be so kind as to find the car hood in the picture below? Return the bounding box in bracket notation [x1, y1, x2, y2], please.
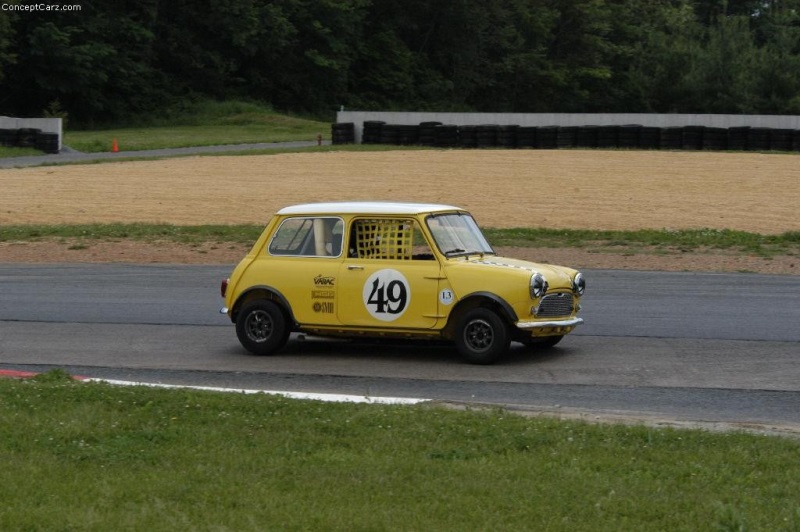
[451, 255, 577, 289]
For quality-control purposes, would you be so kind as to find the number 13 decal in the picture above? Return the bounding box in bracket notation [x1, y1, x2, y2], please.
[363, 269, 411, 321]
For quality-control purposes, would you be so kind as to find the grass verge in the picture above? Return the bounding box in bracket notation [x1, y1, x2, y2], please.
[2, 224, 799, 258]
[62, 100, 329, 153]
[1, 371, 798, 530]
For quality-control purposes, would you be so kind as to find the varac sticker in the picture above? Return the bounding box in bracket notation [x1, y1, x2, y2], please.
[362, 269, 411, 322]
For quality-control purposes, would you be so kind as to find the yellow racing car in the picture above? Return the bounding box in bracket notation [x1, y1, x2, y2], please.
[221, 202, 584, 364]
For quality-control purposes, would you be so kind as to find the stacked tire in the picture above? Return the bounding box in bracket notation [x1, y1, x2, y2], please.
[639, 127, 660, 150]
[362, 121, 385, 144]
[0, 128, 16, 147]
[434, 125, 458, 147]
[331, 122, 355, 145]
[702, 128, 728, 151]
[576, 126, 598, 148]
[345, 120, 800, 152]
[418, 122, 441, 146]
[35, 132, 60, 154]
[476, 125, 498, 148]
[497, 125, 518, 148]
[459, 126, 478, 148]
[597, 126, 619, 148]
[556, 126, 578, 148]
[618, 125, 641, 149]
[659, 127, 683, 150]
[515, 127, 537, 148]
[536, 126, 558, 149]
[16, 128, 40, 148]
[681, 126, 704, 150]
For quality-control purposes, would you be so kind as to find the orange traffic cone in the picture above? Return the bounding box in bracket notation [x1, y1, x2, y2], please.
[112, 138, 119, 152]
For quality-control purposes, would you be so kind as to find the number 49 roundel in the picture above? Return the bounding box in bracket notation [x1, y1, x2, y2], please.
[362, 269, 411, 322]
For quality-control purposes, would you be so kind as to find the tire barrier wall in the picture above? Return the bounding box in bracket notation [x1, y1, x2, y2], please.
[0, 128, 60, 154]
[331, 122, 800, 152]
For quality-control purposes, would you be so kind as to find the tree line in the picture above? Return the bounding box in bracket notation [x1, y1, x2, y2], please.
[2, 0, 800, 127]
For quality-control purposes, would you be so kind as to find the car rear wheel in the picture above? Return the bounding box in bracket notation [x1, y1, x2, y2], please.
[455, 308, 510, 365]
[235, 300, 290, 355]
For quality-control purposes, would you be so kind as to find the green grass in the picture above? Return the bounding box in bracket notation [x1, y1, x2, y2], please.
[2, 224, 798, 258]
[0, 145, 45, 158]
[1, 371, 798, 531]
[62, 100, 329, 153]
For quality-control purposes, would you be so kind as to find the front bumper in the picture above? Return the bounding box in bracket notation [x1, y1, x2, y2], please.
[515, 317, 584, 330]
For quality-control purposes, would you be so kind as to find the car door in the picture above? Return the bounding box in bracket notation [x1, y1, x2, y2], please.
[337, 217, 442, 329]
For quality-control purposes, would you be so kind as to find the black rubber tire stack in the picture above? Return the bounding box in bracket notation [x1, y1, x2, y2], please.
[458, 125, 477, 148]
[361, 121, 385, 144]
[576, 126, 598, 148]
[556, 126, 578, 148]
[681, 126, 704, 150]
[34, 132, 60, 154]
[476, 125, 498, 148]
[515, 127, 537, 148]
[434, 125, 459, 147]
[536, 126, 558, 149]
[597, 126, 619, 148]
[617, 125, 642, 149]
[701, 127, 727, 151]
[0, 128, 16, 147]
[748, 128, 771, 151]
[659, 127, 683, 150]
[639, 127, 661, 150]
[727, 127, 750, 151]
[330, 122, 355, 145]
[379, 124, 401, 145]
[395, 124, 419, 145]
[16, 128, 40, 148]
[496, 125, 518, 148]
[418, 122, 441, 146]
[769, 129, 793, 152]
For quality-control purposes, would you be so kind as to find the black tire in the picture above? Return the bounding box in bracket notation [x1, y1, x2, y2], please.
[235, 300, 290, 356]
[454, 308, 510, 364]
[522, 335, 564, 349]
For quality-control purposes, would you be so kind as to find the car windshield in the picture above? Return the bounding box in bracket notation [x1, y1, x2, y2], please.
[426, 213, 494, 257]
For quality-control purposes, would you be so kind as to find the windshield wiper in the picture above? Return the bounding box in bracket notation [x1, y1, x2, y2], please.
[444, 248, 466, 255]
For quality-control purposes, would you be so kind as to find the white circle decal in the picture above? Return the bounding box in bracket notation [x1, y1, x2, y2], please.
[439, 288, 454, 305]
[363, 269, 411, 321]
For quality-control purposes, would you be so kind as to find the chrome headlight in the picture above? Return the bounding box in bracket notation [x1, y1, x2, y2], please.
[530, 273, 548, 298]
[573, 272, 586, 296]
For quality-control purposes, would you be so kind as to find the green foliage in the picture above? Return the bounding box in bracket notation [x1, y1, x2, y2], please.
[4, 1, 800, 123]
[0, 376, 799, 530]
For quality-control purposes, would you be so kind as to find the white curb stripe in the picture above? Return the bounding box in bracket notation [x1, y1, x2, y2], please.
[84, 378, 426, 405]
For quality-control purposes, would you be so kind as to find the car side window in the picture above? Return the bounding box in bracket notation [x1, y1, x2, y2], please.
[269, 217, 343, 257]
[348, 219, 434, 260]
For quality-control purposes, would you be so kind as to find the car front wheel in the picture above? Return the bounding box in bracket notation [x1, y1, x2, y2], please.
[455, 308, 510, 365]
[235, 300, 290, 355]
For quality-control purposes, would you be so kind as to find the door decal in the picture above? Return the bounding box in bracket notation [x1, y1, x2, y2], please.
[363, 269, 411, 321]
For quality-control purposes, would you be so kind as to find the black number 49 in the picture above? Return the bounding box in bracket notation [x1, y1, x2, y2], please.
[368, 279, 407, 314]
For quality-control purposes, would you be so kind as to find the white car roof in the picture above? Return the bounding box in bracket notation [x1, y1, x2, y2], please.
[276, 201, 465, 216]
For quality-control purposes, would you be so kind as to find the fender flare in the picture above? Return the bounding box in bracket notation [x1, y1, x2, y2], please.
[231, 285, 296, 326]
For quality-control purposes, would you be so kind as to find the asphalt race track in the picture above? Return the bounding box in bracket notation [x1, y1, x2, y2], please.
[1, 263, 799, 430]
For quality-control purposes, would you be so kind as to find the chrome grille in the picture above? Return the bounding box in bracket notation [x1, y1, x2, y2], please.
[536, 293, 575, 317]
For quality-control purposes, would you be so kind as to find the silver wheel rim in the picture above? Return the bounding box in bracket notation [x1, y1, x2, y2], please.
[464, 318, 494, 353]
[245, 310, 273, 343]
